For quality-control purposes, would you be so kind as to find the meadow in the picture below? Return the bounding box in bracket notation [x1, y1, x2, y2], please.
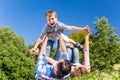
[69, 70, 120, 80]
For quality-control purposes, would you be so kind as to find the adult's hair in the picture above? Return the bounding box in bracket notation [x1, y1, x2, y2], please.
[56, 59, 71, 78]
[45, 10, 57, 18]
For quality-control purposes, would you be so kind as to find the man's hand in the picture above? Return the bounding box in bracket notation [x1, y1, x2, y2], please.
[55, 29, 61, 35]
[46, 32, 52, 37]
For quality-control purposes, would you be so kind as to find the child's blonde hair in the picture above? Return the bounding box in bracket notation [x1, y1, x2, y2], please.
[45, 10, 57, 18]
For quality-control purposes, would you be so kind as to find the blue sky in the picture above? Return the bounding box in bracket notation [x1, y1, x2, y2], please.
[0, 0, 120, 46]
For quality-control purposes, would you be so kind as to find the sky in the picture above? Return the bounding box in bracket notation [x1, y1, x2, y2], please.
[0, 0, 120, 46]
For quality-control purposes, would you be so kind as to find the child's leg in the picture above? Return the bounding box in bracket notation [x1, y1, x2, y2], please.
[54, 40, 60, 60]
[46, 40, 54, 56]
[73, 48, 80, 64]
[67, 47, 72, 61]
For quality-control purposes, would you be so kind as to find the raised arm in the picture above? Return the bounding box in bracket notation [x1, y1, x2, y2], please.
[84, 28, 89, 49]
[40, 33, 57, 64]
[34, 34, 44, 49]
[58, 32, 67, 54]
[81, 26, 90, 73]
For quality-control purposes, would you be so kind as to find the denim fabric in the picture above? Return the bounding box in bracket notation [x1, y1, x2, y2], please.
[54, 40, 69, 60]
[54, 40, 60, 60]
[46, 40, 62, 61]
[46, 40, 54, 57]
[67, 47, 80, 64]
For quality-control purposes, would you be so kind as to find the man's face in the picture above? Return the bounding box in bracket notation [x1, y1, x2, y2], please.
[47, 14, 57, 28]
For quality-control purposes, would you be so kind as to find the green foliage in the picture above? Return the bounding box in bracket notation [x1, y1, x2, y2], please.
[1, 16, 120, 79]
[68, 70, 120, 80]
[90, 17, 120, 71]
[69, 32, 85, 45]
[0, 27, 35, 80]
[50, 47, 57, 58]
[67, 17, 120, 72]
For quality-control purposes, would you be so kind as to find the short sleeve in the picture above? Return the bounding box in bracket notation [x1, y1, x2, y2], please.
[37, 54, 47, 64]
[41, 24, 47, 35]
[60, 54, 69, 60]
[57, 21, 68, 30]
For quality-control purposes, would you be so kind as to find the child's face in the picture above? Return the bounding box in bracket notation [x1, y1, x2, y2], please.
[46, 14, 57, 28]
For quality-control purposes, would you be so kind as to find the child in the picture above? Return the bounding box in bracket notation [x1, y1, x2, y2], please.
[30, 10, 89, 59]
[34, 31, 71, 80]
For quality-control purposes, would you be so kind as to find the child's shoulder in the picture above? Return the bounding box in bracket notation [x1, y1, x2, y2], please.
[57, 21, 67, 26]
[57, 21, 64, 24]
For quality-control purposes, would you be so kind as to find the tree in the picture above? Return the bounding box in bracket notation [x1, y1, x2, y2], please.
[90, 17, 120, 70]
[0, 27, 35, 80]
[67, 17, 120, 71]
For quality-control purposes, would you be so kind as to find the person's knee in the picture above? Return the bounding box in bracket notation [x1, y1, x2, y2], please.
[74, 48, 79, 52]
[67, 48, 72, 53]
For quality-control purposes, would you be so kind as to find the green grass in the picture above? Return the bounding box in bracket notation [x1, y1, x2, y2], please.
[67, 70, 120, 80]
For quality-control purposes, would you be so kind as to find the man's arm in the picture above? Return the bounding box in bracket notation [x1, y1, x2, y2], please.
[39, 33, 57, 64]
[58, 32, 67, 54]
[46, 57, 57, 65]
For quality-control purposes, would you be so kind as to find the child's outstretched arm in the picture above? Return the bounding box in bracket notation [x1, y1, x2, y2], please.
[30, 34, 44, 54]
[66, 25, 89, 31]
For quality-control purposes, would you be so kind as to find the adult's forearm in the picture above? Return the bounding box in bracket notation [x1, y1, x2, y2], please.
[58, 33, 67, 53]
[45, 56, 57, 64]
